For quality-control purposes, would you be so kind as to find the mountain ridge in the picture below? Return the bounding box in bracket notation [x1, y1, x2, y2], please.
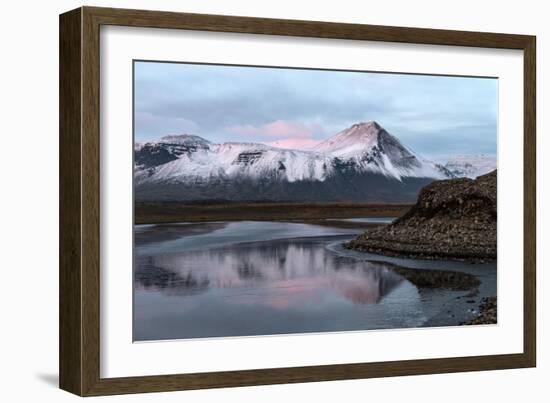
[442, 154, 497, 179]
[133, 121, 490, 202]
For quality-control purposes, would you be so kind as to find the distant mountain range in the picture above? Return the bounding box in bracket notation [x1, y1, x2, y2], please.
[442, 154, 497, 179]
[134, 121, 496, 203]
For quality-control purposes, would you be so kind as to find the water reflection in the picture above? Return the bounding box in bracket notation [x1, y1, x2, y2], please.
[133, 226, 440, 341]
[135, 240, 405, 306]
[135, 256, 210, 297]
[135, 221, 361, 256]
[133, 221, 491, 340]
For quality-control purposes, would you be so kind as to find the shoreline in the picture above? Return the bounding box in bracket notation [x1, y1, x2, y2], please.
[344, 241, 497, 263]
[329, 239, 497, 326]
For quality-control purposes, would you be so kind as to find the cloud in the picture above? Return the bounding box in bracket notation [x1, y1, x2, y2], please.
[133, 62, 389, 141]
[134, 61, 497, 156]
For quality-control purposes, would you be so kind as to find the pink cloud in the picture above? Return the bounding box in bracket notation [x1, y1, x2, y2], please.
[228, 120, 317, 139]
[265, 138, 321, 150]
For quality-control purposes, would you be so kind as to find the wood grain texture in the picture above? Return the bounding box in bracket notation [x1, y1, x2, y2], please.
[59, 6, 537, 396]
[85, 6, 532, 49]
[81, 6, 102, 396]
[523, 38, 537, 367]
[59, 8, 83, 396]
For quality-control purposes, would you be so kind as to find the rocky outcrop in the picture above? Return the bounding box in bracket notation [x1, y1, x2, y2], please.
[465, 297, 497, 325]
[347, 170, 497, 261]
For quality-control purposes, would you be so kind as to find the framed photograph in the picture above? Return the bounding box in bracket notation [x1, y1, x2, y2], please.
[59, 6, 536, 396]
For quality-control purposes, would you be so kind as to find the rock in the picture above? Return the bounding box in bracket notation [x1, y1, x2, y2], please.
[464, 297, 497, 325]
[346, 170, 496, 261]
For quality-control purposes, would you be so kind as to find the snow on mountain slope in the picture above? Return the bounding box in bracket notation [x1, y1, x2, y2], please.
[313, 121, 382, 157]
[443, 154, 497, 179]
[138, 141, 333, 184]
[313, 121, 449, 180]
[134, 134, 212, 171]
[135, 122, 454, 188]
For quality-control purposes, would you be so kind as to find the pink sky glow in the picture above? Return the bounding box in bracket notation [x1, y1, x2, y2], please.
[228, 120, 322, 150]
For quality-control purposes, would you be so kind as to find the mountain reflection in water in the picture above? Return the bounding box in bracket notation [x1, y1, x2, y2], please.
[133, 221, 439, 341]
[135, 241, 405, 305]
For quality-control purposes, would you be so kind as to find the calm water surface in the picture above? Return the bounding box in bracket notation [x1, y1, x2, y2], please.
[134, 220, 494, 341]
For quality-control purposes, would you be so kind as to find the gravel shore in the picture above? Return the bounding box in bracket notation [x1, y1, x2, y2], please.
[346, 171, 497, 261]
[465, 297, 497, 325]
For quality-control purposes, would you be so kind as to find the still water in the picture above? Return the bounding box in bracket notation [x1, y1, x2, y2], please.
[134, 221, 490, 341]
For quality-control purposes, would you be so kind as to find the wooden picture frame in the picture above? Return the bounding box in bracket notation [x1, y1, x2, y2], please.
[59, 6, 536, 396]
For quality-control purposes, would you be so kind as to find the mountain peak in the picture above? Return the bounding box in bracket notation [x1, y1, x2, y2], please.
[342, 121, 386, 142]
[312, 121, 386, 156]
[350, 121, 381, 130]
[159, 134, 211, 145]
[345, 120, 383, 135]
[310, 121, 445, 180]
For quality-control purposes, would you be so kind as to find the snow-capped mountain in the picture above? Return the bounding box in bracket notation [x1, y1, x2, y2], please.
[312, 121, 450, 180]
[134, 134, 211, 169]
[442, 154, 497, 179]
[136, 139, 333, 184]
[134, 121, 455, 202]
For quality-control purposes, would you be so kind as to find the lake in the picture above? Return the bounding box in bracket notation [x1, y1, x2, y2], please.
[134, 220, 496, 341]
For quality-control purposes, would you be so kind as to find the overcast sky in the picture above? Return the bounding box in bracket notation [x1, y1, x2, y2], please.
[134, 61, 497, 159]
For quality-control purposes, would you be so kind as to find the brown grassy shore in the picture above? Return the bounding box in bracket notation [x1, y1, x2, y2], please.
[135, 202, 412, 225]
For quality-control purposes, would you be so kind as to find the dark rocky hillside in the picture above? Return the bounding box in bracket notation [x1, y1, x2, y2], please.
[346, 170, 497, 260]
[134, 172, 435, 203]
